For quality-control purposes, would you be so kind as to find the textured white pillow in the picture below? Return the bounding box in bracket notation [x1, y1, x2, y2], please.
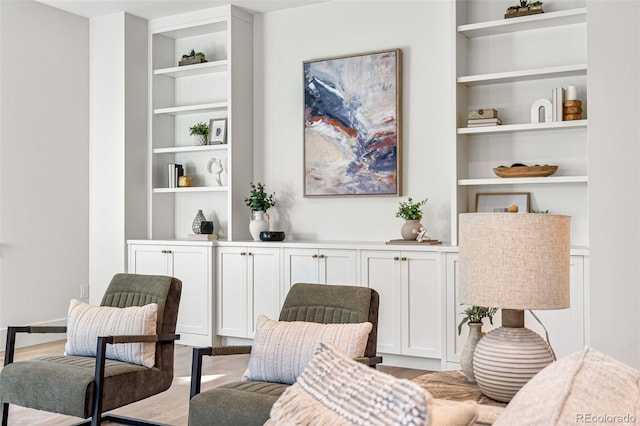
[266, 342, 431, 426]
[244, 315, 372, 384]
[65, 299, 158, 368]
[494, 347, 640, 425]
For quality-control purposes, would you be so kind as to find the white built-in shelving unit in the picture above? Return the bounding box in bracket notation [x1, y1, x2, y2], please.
[148, 5, 253, 240]
[453, 2, 588, 246]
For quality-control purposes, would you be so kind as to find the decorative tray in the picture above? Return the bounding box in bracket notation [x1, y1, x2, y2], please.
[493, 165, 558, 178]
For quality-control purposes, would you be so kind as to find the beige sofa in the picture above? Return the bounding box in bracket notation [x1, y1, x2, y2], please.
[264, 345, 640, 426]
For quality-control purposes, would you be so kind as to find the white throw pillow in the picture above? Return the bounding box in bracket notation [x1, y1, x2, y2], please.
[65, 299, 158, 368]
[266, 342, 432, 426]
[494, 347, 640, 425]
[244, 314, 372, 384]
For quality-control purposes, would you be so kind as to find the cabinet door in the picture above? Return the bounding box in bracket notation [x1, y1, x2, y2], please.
[320, 249, 358, 286]
[283, 248, 320, 288]
[360, 250, 402, 355]
[170, 245, 212, 343]
[216, 247, 248, 337]
[401, 251, 441, 358]
[248, 247, 281, 337]
[128, 244, 170, 275]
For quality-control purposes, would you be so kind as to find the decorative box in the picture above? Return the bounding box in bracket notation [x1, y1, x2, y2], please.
[468, 109, 498, 120]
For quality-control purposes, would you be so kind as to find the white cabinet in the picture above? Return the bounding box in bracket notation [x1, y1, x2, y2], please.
[445, 252, 587, 369]
[128, 241, 214, 347]
[453, 5, 588, 246]
[216, 246, 281, 338]
[148, 6, 253, 240]
[360, 250, 441, 359]
[282, 248, 358, 289]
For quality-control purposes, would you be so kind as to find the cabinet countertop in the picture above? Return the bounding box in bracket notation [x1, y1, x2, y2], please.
[127, 239, 589, 256]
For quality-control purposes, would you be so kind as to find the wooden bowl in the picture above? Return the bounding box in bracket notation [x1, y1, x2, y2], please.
[493, 165, 558, 178]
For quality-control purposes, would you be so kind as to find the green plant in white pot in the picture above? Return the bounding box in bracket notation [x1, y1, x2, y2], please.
[244, 182, 276, 241]
[395, 197, 428, 240]
[190, 122, 210, 146]
[458, 306, 498, 383]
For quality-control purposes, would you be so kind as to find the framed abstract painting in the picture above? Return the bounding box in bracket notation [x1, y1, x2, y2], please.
[303, 49, 402, 196]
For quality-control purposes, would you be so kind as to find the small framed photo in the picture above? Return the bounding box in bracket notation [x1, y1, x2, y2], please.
[475, 192, 530, 213]
[209, 118, 227, 144]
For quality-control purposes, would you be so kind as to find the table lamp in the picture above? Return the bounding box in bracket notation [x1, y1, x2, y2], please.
[458, 213, 570, 402]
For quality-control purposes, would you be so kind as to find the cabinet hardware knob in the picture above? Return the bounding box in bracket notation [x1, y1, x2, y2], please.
[240, 252, 246, 256]
[248, 252, 253, 256]
[393, 256, 400, 261]
[312, 254, 318, 258]
[401, 257, 407, 261]
[318, 254, 325, 259]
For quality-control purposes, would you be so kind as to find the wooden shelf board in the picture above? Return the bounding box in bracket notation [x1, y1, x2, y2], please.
[458, 64, 587, 86]
[153, 102, 228, 115]
[458, 8, 586, 38]
[458, 176, 588, 186]
[154, 60, 228, 78]
[458, 119, 587, 135]
[154, 186, 229, 193]
[154, 144, 229, 154]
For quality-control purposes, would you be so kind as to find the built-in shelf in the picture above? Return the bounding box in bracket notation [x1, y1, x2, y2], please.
[458, 64, 587, 87]
[153, 144, 229, 154]
[458, 176, 588, 186]
[153, 102, 228, 115]
[153, 186, 229, 193]
[458, 8, 587, 38]
[458, 119, 587, 135]
[154, 60, 228, 78]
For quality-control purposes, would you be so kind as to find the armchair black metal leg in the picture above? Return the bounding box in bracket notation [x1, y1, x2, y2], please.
[190, 347, 212, 399]
[90, 336, 111, 426]
[2, 402, 9, 426]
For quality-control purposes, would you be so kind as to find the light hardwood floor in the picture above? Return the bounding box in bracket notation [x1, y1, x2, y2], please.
[0, 340, 429, 425]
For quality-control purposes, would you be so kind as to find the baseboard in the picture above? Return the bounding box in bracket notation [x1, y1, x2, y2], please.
[0, 317, 67, 351]
[379, 353, 443, 371]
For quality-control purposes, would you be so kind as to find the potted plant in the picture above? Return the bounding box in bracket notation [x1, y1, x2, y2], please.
[179, 49, 208, 66]
[189, 122, 210, 146]
[518, 0, 529, 12]
[244, 182, 276, 240]
[395, 197, 428, 240]
[458, 306, 499, 383]
[529, 1, 543, 11]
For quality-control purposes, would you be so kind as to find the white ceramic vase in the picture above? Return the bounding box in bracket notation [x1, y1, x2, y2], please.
[400, 219, 423, 240]
[249, 211, 269, 241]
[461, 322, 483, 383]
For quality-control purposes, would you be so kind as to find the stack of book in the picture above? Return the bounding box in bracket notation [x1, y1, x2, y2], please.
[467, 109, 502, 127]
[552, 87, 565, 122]
[167, 163, 184, 188]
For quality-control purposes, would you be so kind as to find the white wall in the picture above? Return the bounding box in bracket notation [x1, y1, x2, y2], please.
[256, 0, 454, 242]
[89, 12, 147, 303]
[587, 0, 640, 368]
[0, 0, 89, 343]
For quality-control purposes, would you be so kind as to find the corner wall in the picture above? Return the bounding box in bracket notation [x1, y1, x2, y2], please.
[89, 12, 147, 303]
[256, 1, 454, 242]
[587, 1, 640, 368]
[0, 0, 89, 344]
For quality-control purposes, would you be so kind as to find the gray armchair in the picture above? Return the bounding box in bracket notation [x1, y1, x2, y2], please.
[189, 283, 382, 426]
[0, 273, 182, 426]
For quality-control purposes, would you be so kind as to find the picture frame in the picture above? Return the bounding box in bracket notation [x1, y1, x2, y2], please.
[475, 192, 530, 213]
[303, 49, 402, 197]
[209, 118, 227, 144]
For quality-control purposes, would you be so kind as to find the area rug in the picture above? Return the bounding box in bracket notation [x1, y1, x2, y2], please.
[412, 370, 506, 425]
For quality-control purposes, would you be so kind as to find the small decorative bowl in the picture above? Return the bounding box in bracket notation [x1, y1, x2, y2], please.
[260, 231, 285, 242]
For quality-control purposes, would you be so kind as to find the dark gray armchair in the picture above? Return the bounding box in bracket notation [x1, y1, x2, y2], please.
[0, 273, 182, 426]
[189, 283, 382, 426]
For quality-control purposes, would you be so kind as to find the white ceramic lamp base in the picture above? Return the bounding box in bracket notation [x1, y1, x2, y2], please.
[473, 325, 554, 402]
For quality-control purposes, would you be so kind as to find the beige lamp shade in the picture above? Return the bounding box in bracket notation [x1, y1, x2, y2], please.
[458, 213, 570, 310]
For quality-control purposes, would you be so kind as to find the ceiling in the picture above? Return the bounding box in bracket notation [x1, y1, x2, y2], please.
[34, 0, 328, 20]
